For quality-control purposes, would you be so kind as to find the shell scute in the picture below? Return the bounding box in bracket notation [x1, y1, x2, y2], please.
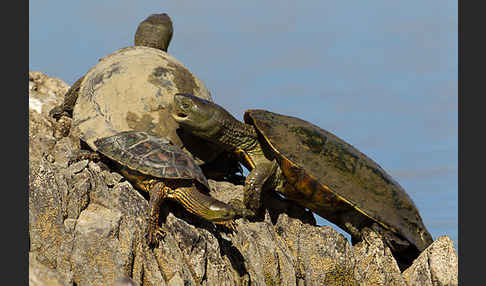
[94, 131, 209, 189]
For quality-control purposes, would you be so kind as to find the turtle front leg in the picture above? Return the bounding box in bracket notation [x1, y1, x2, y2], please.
[243, 160, 278, 213]
[145, 180, 168, 247]
[49, 75, 84, 120]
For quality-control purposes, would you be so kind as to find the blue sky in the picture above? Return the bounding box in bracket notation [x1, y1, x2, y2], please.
[30, 1, 458, 247]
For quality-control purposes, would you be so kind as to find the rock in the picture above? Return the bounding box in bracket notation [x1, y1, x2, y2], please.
[70, 203, 127, 285]
[352, 228, 405, 286]
[402, 236, 458, 286]
[29, 154, 68, 269]
[29, 71, 69, 116]
[115, 276, 140, 286]
[29, 72, 458, 286]
[274, 213, 354, 285]
[29, 252, 68, 286]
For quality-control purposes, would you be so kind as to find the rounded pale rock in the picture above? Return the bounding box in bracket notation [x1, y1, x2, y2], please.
[29, 71, 69, 116]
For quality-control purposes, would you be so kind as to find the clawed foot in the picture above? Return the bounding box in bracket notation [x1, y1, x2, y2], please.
[146, 224, 168, 248]
[49, 104, 67, 120]
[68, 149, 101, 166]
[214, 220, 237, 231]
[146, 226, 157, 248]
[155, 227, 168, 241]
[146, 210, 163, 248]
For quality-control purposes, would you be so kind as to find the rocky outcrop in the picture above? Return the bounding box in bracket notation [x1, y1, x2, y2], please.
[29, 72, 458, 286]
[402, 236, 458, 286]
[30, 252, 68, 286]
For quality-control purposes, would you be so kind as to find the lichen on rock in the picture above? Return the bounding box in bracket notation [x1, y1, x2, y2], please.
[28, 71, 458, 286]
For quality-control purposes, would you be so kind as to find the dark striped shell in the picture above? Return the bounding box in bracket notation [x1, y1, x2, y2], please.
[94, 131, 209, 189]
[244, 109, 433, 252]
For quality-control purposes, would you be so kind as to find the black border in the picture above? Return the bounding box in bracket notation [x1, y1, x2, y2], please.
[17, 0, 28, 284]
[459, 0, 480, 284]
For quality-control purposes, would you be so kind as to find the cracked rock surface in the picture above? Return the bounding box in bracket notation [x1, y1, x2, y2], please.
[29, 72, 458, 286]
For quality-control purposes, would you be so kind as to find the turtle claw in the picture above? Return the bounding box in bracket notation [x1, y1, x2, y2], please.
[145, 232, 156, 248]
[69, 149, 101, 165]
[214, 220, 237, 231]
[49, 104, 66, 120]
[146, 225, 168, 248]
[146, 211, 162, 248]
[155, 227, 168, 241]
[146, 227, 157, 248]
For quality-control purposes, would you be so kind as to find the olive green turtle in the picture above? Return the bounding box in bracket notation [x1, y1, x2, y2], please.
[93, 130, 251, 245]
[49, 13, 242, 181]
[170, 93, 434, 268]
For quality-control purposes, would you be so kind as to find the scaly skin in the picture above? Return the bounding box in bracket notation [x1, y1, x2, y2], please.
[170, 94, 285, 213]
[119, 164, 250, 246]
[135, 13, 173, 51]
[142, 180, 241, 246]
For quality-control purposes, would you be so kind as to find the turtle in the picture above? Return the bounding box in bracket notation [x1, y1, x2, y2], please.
[93, 130, 251, 245]
[169, 93, 434, 269]
[49, 13, 174, 120]
[49, 13, 243, 182]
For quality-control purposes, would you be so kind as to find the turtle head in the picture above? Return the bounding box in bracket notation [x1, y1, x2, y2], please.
[171, 93, 233, 142]
[135, 13, 173, 52]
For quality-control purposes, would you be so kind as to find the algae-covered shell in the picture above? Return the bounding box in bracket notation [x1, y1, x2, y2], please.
[244, 109, 433, 253]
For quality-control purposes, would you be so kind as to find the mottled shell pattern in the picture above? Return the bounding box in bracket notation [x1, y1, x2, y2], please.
[244, 109, 433, 252]
[94, 131, 209, 189]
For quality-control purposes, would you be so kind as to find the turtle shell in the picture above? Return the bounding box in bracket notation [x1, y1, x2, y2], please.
[72, 45, 220, 164]
[94, 131, 209, 189]
[244, 109, 433, 252]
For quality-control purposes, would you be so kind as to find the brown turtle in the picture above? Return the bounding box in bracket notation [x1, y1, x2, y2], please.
[94, 130, 251, 245]
[170, 93, 434, 269]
